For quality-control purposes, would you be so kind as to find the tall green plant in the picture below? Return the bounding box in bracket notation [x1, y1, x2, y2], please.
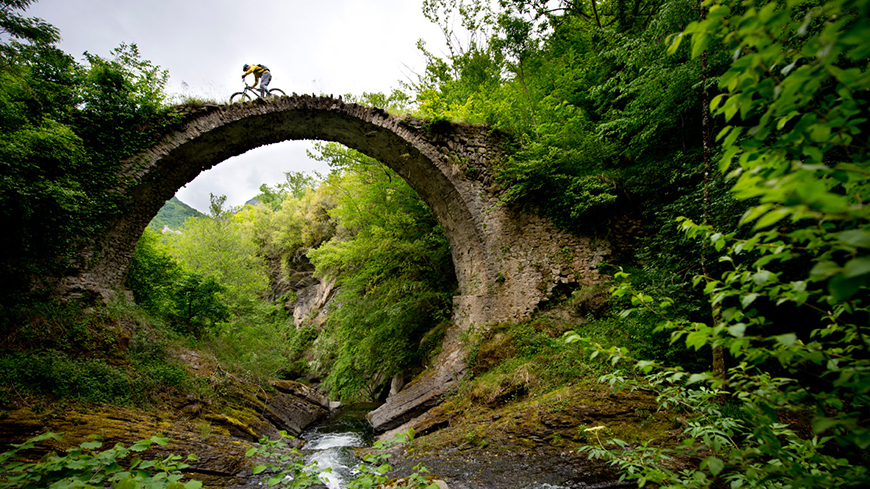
[567, 0, 870, 485]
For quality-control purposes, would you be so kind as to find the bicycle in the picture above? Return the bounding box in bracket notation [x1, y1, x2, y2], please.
[229, 84, 287, 103]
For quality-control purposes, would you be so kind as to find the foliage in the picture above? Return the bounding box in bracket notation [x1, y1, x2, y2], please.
[564, 0, 870, 484]
[346, 431, 440, 489]
[0, 0, 59, 63]
[242, 430, 439, 489]
[127, 228, 229, 339]
[0, 349, 136, 405]
[165, 273, 229, 339]
[305, 146, 456, 401]
[411, 0, 730, 232]
[0, 3, 176, 296]
[252, 171, 319, 212]
[243, 432, 322, 488]
[0, 296, 194, 406]
[168, 195, 273, 332]
[0, 432, 202, 489]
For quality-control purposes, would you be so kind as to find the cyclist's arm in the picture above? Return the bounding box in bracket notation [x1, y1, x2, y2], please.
[242, 66, 256, 83]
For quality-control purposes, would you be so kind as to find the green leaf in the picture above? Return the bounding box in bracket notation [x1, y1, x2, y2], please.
[810, 261, 840, 279]
[80, 441, 102, 450]
[752, 271, 771, 286]
[151, 435, 169, 447]
[252, 464, 268, 475]
[775, 334, 797, 347]
[728, 324, 746, 337]
[688, 373, 709, 384]
[741, 293, 759, 308]
[667, 33, 684, 55]
[705, 456, 725, 475]
[692, 33, 711, 59]
[753, 208, 789, 230]
[130, 442, 151, 452]
[115, 478, 138, 489]
[812, 417, 839, 434]
[836, 230, 870, 248]
[829, 273, 866, 300]
[843, 257, 870, 278]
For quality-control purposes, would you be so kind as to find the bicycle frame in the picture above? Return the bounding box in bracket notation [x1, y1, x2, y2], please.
[229, 85, 286, 103]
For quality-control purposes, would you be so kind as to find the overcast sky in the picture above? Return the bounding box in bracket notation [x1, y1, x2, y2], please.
[28, 0, 449, 213]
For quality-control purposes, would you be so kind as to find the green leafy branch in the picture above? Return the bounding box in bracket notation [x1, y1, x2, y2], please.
[0, 432, 201, 489]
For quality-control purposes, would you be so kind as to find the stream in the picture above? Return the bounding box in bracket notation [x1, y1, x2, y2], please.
[299, 403, 376, 489]
[297, 405, 629, 489]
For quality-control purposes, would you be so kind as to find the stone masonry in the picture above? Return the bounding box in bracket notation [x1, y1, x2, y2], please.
[60, 94, 610, 430]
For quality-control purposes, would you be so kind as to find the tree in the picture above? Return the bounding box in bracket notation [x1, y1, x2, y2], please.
[0, 0, 59, 64]
[168, 194, 271, 329]
[302, 144, 457, 401]
[0, 2, 174, 297]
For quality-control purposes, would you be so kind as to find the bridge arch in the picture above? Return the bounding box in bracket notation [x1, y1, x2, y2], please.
[68, 95, 608, 328]
[76, 96, 480, 310]
[63, 95, 610, 430]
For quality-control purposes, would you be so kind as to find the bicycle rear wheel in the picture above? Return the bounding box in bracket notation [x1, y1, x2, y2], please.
[267, 88, 286, 98]
[230, 91, 252, 104]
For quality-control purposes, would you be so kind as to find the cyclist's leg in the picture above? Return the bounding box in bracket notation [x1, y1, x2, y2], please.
[259, 71, 272, 97]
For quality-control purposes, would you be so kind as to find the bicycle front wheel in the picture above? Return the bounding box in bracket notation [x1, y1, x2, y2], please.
[267, 88, 286, 98]
[229, 91, 252, 104]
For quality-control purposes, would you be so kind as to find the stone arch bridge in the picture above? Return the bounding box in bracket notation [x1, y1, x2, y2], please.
[66, 95, 610, 430]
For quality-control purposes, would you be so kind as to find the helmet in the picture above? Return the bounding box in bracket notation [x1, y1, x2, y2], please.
[243, 64, 249, 71]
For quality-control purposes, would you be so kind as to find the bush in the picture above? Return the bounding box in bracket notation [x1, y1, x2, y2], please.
[0, 350, 134, 405]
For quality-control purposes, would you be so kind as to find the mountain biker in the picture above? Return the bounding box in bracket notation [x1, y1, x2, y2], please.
[242, 63, 271, 97]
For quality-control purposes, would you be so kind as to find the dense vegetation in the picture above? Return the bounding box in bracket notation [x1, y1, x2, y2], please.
[1, 0, 868, 487]
[0, 0, 179, 298]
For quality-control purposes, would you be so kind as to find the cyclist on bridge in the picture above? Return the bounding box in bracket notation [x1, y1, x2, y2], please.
[241, 63, 271, 97]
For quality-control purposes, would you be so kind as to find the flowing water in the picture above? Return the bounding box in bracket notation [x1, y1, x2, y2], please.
[299, 403, 377, 489]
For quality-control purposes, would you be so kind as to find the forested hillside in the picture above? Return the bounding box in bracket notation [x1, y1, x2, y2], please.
[148, 196, 204, 232]
[1, 0, 869, 487]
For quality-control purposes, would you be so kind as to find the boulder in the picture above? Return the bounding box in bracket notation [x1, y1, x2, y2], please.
[368, 324, 466, 432]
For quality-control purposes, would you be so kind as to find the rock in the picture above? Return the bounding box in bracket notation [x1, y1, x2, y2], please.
[0, 377, 331, 487]
[368, 324, 466, 432]
[270, 379, 331, 410]
[292, 278, 336, 327]
[256, 383, 329, 437]
[390, 372, 405, 396]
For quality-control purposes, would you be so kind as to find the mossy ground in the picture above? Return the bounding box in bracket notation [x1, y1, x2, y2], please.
[379, 313, 696, 487]
[405, 383, 679, 457]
